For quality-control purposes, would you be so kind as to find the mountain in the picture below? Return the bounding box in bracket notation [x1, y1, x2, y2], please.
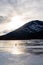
[0, 20, 43, 40]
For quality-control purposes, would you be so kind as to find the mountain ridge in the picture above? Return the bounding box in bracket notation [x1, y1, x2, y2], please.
[0, 20, 43, 40]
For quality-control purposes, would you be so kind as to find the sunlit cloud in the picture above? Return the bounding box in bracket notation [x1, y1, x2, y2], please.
[0, 15, 27, 36]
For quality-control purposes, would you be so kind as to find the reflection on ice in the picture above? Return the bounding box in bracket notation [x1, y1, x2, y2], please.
[0, 50, 43, 65]
[0, 40, 43, 65]
[0, 40, 43, 54]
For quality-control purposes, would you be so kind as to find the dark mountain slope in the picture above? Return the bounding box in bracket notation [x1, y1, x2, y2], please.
[0, 20, 43, 40]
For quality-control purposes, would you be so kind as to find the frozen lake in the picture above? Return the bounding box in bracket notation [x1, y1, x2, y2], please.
[0, 40, 43, 65]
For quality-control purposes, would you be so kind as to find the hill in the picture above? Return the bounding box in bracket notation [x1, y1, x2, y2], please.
[0, 20, 43, 40]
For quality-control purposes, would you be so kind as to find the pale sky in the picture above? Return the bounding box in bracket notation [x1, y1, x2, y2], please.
[0, 0, 43, 36]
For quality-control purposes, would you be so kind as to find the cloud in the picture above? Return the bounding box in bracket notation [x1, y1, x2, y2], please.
[0, 0, 43, 35]
[0, 0, 43, 20]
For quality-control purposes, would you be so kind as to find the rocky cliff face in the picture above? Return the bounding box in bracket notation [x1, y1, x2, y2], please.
[0, 20, 43, 39]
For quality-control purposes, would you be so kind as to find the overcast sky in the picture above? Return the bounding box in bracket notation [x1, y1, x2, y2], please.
[0, 0, 43, 20]
[0, 0, 43, 35]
